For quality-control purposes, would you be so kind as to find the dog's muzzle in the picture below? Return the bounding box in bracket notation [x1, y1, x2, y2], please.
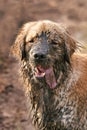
[29, 33, 57, 89]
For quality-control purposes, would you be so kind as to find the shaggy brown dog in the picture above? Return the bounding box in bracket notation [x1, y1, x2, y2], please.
[11, 20, 87, 130]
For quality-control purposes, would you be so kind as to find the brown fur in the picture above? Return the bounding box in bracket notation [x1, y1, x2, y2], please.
[11, 20, 87, 130]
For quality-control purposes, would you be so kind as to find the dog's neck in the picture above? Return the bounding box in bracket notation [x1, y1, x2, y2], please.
[21, 60, 74, 129]
[27, 76, 72, 129]
[28, 78, 75, 130]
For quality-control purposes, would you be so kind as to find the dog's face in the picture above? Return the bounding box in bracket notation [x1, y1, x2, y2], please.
[11, 20, 76, 89]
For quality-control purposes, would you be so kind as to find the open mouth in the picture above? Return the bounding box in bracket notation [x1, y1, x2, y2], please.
[34, 65, 57, 89]
[35, 65, 46, 78]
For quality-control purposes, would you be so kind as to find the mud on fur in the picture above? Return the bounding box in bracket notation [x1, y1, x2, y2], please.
[11, 20, 87, 130]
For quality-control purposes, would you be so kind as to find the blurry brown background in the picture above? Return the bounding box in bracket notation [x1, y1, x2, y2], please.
[0, 0, 87, 130]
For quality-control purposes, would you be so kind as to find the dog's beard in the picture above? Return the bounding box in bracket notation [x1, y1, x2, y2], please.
[28, 55, 58, 88]
[23, 53, 70, 91]
[22, 53, 70, 91]
[28, 56, 68, 90]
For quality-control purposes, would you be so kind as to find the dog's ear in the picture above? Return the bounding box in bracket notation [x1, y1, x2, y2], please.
[10, 22, 35, 60]
[10, 25, 27, 60]
[20, 37, 26, 60]
[64, 33, 77, 56]
[63, 32, 77, 64]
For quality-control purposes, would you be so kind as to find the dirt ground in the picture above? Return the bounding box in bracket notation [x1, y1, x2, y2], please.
[0, 0, 87, 130]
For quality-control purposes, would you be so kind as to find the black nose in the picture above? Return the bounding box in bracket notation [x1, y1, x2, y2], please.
[34, 53, 46, 60]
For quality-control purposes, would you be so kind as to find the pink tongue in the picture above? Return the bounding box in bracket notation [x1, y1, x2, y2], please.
[45, 67, 57, 89]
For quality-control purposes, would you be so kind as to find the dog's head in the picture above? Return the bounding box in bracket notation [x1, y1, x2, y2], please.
[11, 20, 77, 89]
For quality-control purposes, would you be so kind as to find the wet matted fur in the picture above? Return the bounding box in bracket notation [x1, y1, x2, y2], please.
[11, 20, 87, 130]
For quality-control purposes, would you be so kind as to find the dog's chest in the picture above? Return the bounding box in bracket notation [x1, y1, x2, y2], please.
[49, 88, 77, 126]
[31, 87, 78, 129]
[54, 88, 77, 127]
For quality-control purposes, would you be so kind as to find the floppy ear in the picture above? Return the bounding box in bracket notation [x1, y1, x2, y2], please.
[20, 37, 26, 60]
[10, 25, 27, 60]
[10, 22, 35, 60]
[63, 32, 77, 64]
[64, 32, 77, 56]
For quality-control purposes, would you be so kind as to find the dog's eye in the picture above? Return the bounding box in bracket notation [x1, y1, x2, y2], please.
[29, 39, 34, 43]
[51, 41, 58, 45]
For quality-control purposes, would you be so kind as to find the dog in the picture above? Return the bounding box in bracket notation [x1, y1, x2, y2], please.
[11, 20, 87, 130]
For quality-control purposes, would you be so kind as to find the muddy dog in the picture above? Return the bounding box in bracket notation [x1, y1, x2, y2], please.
[11, 20, 87, 130]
